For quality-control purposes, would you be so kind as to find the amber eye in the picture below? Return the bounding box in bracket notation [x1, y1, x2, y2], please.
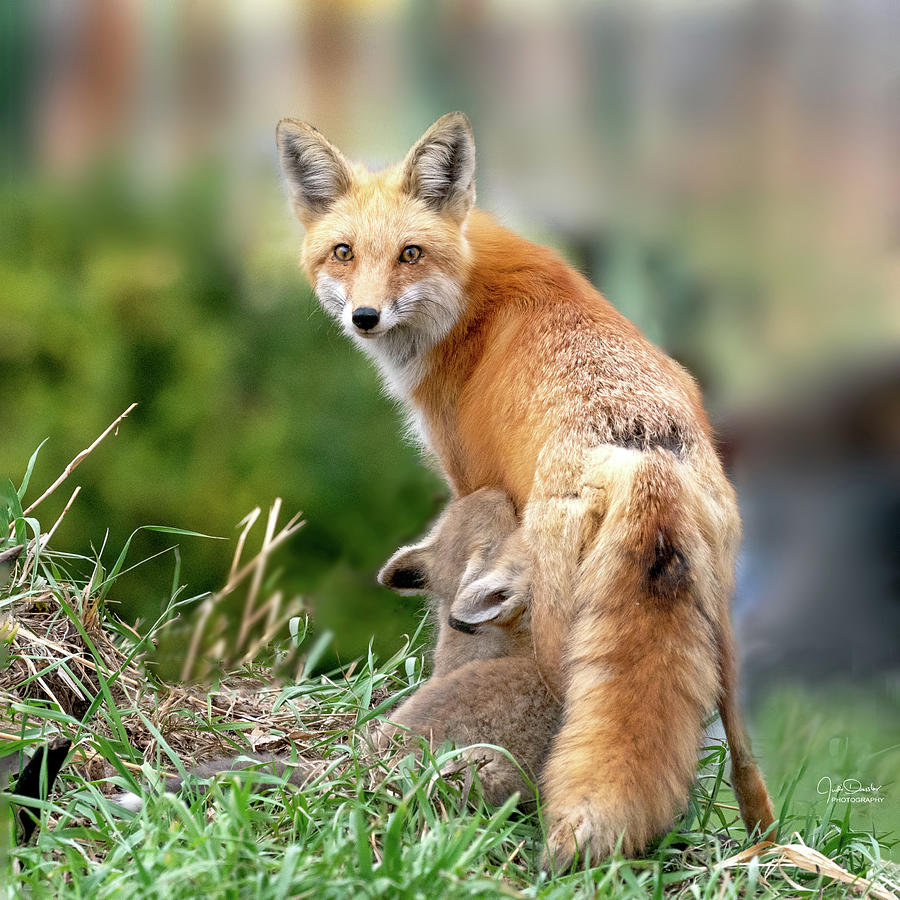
[333, 243, 353, 262]
[399, 245, 422, 264]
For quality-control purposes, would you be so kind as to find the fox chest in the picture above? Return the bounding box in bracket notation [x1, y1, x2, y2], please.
[411, 311, 576, 505]
[412, 387, 550, 508]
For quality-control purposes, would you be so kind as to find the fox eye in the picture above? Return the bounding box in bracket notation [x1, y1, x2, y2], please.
[399, 245, 422, 264]
[333, 243, 353, 262]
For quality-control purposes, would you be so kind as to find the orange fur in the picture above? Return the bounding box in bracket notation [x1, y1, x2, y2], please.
[276, 112, 774, 867]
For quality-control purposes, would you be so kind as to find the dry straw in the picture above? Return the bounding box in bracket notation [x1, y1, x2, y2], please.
[2, 406, 314, 793]
[722, 837, 899, 900]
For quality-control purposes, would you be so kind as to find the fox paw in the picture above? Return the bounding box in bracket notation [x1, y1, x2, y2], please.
[542, 801, 619, 872]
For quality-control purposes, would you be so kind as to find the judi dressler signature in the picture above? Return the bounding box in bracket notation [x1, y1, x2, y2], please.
[817, 777, 885, 803]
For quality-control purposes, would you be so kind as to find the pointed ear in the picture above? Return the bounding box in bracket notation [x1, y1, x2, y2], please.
[450, 576, 526, 627]
[276, 118, 353, 224]
[401, 112, 476, 220]
[378, 544, 431, 595]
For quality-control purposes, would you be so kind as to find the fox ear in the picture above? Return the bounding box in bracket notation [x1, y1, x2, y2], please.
[378, 545, 431, 595]
[276, 119, 353, 224]
[401, 112, 476, 220]
[450, 576, 525, 627]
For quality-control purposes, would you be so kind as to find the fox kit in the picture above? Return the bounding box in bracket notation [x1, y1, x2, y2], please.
[375, 488, 559, 805]
[276, 112, 773, 865]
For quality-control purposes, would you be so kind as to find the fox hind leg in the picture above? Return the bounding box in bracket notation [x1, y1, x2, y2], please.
[527, 447, 722, 868]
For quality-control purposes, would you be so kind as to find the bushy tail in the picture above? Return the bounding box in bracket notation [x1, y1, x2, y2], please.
[611, 447, 775, 841]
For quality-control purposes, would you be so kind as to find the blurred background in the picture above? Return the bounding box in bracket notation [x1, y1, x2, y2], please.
[1, 0, 898, 844]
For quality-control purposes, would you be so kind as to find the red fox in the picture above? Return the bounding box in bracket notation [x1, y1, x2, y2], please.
[276, 112, 774, 866]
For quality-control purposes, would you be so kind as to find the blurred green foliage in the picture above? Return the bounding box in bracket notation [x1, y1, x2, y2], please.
[0, 169, 447, 667]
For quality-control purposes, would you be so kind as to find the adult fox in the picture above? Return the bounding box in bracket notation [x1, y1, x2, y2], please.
[276, 112, 773, 866]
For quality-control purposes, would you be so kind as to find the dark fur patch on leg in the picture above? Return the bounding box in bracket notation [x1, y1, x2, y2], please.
[644, 529, 690, 600]
[613, 418, 686, 457]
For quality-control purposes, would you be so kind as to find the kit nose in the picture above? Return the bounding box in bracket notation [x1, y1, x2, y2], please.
[352, 307, 380, 331]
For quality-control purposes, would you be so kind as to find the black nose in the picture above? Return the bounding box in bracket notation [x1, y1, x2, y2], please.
[351, 307, 380, 331]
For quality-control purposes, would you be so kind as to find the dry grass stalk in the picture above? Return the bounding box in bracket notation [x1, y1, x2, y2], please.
[1, 411, 316, 794]
[1, 586, 141, 719]
[17, 486, 81, 585]
[178, 498, 305, 683]
[721, 836, 900, 900]
[0, 579, 326, 795]
[21, 404, 138, 518]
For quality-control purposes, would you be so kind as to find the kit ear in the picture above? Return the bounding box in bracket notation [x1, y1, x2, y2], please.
[378, 544, 431, 595]
[401, 112, 476, 220]
[276, 118, 353, 224]
[450, 576, 525, 627]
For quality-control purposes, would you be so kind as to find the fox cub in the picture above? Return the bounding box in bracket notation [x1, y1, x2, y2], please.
[375, 488, 559, 806]
[276, 111, 774, 865]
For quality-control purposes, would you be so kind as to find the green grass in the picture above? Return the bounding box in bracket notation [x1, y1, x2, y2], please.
[755, 683, 900, 863]
[2, 452, 899, 898]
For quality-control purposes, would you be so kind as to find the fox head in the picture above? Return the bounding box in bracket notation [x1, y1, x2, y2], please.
[377, 488, 529, 632]
[276, 112, 476, 393]
[377, 488, 532, 674]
